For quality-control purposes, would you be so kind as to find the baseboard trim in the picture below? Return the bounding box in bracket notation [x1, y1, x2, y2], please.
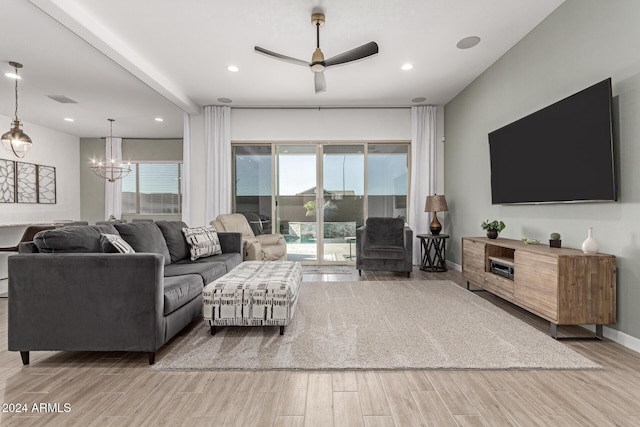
[448, 260, 640, 354]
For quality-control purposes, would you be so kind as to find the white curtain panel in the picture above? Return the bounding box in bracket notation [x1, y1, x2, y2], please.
[181, 112, 191, 226]
[408, 105, 437, 264]
[204, 105, 232, 223]
[104, 137, 123, 220]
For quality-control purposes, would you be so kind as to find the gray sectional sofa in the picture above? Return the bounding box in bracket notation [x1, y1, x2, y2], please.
[8, 221, 242, 365]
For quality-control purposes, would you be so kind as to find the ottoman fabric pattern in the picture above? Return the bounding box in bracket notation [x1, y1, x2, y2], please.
[203, 261, 302, 328]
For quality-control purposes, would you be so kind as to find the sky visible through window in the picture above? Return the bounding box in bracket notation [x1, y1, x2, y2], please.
[236, 153, 407, 196]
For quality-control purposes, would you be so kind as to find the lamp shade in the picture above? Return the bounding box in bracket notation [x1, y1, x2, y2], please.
[425, 194, 448, 213]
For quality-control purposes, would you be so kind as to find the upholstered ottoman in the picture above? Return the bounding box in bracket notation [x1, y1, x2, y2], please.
[203, 261, 302, 335]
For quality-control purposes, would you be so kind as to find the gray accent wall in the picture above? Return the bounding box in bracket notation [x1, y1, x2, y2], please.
[444, 0, 640, 340]
[80, 138, 182, 223]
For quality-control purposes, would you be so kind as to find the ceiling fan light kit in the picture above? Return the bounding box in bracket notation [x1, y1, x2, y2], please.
[255, 11, 378, 93]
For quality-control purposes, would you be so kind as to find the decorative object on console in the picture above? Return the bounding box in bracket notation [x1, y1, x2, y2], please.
[481, 219, 505, 239]
[425, 194, 448, 235]
[90, 119, 131, 182]
[1, 62, 32, 158]
[581, 227, 600, 254]
[521, 237, 539, 245]
[549, 232, 562, 248]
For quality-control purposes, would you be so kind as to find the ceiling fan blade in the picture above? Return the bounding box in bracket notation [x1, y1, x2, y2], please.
[324, 41, 379, 67]
[254, 46, 310, 67]
[314, 71, 327, 93]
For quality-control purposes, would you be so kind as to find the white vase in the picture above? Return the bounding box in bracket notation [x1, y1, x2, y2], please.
[581, 227, 600, 254]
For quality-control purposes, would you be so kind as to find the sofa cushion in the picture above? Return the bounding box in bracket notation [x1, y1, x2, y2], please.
[176, 252, 243, 273]
[114, 222, 171, 265]
[362, 246, 406, 260]
[182, 225, 222, 261]
[163, 274, 204, 316]
[156, 220, 190, 263]
[365, 217, 405, 247]
[100, 233, 136, 254]
[33, 224, 119, 253]
[164, 261, 227, 286]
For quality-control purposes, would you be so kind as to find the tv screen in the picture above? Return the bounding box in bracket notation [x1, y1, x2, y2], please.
[488, 78, 616, 204]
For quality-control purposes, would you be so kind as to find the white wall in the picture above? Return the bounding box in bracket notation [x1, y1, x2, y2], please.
[444, 0, 640, 340]
[0, 114, 80, 224]
[187, 107, 445, 227]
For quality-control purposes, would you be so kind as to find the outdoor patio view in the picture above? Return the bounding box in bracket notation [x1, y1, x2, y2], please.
[232, 143, 408, 263]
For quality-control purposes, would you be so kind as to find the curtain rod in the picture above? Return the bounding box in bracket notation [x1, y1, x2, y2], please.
[99, 137, 182, 140]
[208, 106, 417, 110]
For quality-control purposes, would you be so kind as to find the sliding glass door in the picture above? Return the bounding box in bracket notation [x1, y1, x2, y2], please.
[322, 145, 364, 262]
[232, 142, 409, 264]
[275, 145, 318, 262]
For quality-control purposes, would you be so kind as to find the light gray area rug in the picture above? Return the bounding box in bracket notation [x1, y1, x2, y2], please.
[153, 280, 600, 371]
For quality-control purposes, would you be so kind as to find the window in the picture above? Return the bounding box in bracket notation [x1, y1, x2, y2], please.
[122, 162, 183, 214]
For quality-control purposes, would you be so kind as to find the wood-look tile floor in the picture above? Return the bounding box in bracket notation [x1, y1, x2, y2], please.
[1, 267, 640, 426]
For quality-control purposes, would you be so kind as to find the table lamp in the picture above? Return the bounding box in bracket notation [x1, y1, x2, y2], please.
[425, 194, 448, 235]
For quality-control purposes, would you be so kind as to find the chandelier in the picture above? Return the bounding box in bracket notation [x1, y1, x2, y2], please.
[90, 119, 131, 182]
[1, 62, 32, 158]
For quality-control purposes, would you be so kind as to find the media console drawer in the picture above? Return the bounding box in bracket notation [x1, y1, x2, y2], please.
[461, 237, 616, 338]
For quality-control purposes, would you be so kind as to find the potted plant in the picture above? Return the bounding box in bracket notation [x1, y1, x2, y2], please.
[549, 232, 562, 248]
[481, 220, 505, 239]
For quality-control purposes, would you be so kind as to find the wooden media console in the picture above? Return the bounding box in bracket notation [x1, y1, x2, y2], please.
[462, 237, 616, 339]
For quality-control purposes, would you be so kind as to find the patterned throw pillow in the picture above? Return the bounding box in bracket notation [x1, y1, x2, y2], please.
[100, 233, 136, 254]
[182, 225, 222, 261]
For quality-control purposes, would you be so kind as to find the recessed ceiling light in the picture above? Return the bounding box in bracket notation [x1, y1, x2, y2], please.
[217, 97, 233, 104]
[64, 117, 74, 122]
[4, 72, 21, 79]
[412, 97, 427, 103]
[154, 117, 164, 122]
[401, 63, 414, 71]
[457, 36, 481, 49]
[227, 65, 239, 72]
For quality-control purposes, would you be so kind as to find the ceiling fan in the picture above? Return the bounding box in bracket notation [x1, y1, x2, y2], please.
[255, 12, 379, 93]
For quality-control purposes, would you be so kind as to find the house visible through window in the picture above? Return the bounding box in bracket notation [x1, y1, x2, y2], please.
[122, 162, 183, 214]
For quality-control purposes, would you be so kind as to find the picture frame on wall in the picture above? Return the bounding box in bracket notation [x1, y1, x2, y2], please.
[16, 161, 38, 204]
[38, 165, 57, 204]
[0, 158, 16, 203]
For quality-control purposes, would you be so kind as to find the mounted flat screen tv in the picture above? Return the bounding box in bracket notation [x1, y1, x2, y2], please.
[488, 78, 616, 204]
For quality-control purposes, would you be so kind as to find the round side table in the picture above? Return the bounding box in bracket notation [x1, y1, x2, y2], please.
[417, 234, 449, 272]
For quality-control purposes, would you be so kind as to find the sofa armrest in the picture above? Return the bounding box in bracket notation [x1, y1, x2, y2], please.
[244, 238, 262, 260]
[8, 253, 165, 354]
[255, 233, 285, 246]
[218, 232, 242, 254]
[404, 226, 413, 257]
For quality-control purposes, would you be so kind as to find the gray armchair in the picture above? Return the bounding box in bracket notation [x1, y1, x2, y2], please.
[356, 217, 413, 277]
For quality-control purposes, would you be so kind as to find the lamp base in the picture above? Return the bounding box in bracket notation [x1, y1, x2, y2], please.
[430, 214, 442, 235]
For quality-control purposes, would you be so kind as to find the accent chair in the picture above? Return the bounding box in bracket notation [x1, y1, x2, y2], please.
[211, 213, 287, 261]
[356, 217, 413, 277]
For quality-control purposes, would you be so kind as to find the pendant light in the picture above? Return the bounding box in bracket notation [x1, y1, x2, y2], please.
[90, 119, 132, 182]
[1, 62, 32, 158]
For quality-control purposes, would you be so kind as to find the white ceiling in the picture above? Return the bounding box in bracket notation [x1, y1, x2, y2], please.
[0, 0, 564, 139]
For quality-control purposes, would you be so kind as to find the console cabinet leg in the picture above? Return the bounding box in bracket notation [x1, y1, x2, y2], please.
[550, 323, 558, 339]
[20, 351, 29, 365]
[595, 324, 604, 340]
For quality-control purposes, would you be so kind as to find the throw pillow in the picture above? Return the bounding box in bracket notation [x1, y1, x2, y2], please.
[182, 225, 222, 261]
[155, 220, 190, 263]
[33, 224, 119, 253]
[100, 233, 136, 254]
[114, 222, 172, 265]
